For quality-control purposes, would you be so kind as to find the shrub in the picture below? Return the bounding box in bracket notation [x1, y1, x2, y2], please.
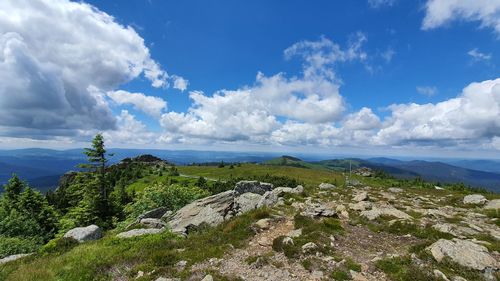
[0, 236, 40, 258]
[40, 237, 78, 255]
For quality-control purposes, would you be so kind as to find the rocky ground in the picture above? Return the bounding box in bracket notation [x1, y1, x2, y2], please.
[3, 180, 498, 281]
[128, 181, 500, 281]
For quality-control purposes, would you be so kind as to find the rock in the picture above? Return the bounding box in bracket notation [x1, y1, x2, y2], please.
[349, 201, 372, 211]
[388, 187, 403, 193]
[484, 199, 500, 209]
[201, 275, 213, 281]
[139, 218, 166, 229]
[350, 271, 369, 281]
[155, 278, 180, 281]
[301, 242, 318, 253]
[117, 228, 165, 238]
[258, 191, 279, 207]
[138, 207, 169, 221]
[301, 203, 336, 218]
[161, 210, 173, 219]
[360, 205, 411, 221]
[136, 271, 144, 279]
[433, 269, 450, 281]
[319, 183, 336, 190]
[175, 260, 187, 270]
[451, 277, 468, 281]
[234, 181, 273, 195]
[295, 185, 304, 193]
[283, 236, 294, 245]
[167, 190, 235, 234]
[463, 194, 487, 205]
[63, 224, 102, 242]
[432, 223, 478, 238]
[353, 191, 369, 202]
[234, 192, 262, 213]
[287, 228, 302, 238]
[254, 218, 271, 231]
[427, 239, 499, 271]
[0, 253, 32, 265]
[311, 270, 324, 278]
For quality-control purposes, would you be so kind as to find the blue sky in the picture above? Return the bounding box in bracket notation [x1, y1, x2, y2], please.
[0, 0, 500, 158]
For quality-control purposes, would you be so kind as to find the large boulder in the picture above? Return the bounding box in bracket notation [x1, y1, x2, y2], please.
[234, 192, 263, 213]
[427, 239, 499, 271]
[117, 228, 165, 238]
[353, 191, 369, 202]
[484, 199, 500, 210]
[138, 207, 169, 220]
[463, 194, 487, 205]
[139, 218, 167, 229]
[63, 225, 102, 242]
[167, 190, 236, 234]
[234, 181, 273, 195]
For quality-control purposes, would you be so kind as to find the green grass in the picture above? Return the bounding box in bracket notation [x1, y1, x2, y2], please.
[330, 269, 350, 280]
[178, 164, 345, 187]
[0, 208, 271, 281]
[375, 256, 437, 281]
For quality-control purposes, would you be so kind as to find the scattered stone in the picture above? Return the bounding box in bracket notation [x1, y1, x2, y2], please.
[451, 277, 467, 281]
[167, 190, 236, 234]
[353, 191, 369, 202]
[311, 270, 324, 278]
[350, 270, 369, 281]
[235, 181, 273, 195]
[319, 183, 336, 190]
[254, 218, 271, 231]
[433, 269, 450, 281]
[432, 223, 478, 238]
[360, 205, 411, 221]
[136, 271, 144, 279]
[427, 239, 499, 271]
[294, 185, 304, 193]
[283, 236, 294, 245]
[258, 191, 279, 207]
[301, 203, 336, 218]
[0, 253, 32, 265]
[349, 201, 372, 211]
[388, 187, 403, 193]
[484, 199, 500, 210]
[287, 228, 302, 238]
[63, 224, 102, 242]
[117, 228, 165, 238]
[201, 274, 213, 281]
[301, 242, 318, 253]
[139, 218, 166, 229]
[175, 260, 187, 270]
[463, 194, 487, 205]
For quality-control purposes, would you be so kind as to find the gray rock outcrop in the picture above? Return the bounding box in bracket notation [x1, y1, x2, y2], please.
[168, 190, 236, 234]
[319, 183, 336, 190]
[484, 199, 500, 209]
[463, 194, 487, 205]
[427, 239, 499, 271]
[0, 253, 32, 265]
[360, 205, 411, 221]
[234, 181, 273, 195]
[63, 224, 102, 242]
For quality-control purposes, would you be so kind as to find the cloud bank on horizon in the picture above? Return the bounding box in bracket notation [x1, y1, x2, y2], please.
[0, 0, 499, 156]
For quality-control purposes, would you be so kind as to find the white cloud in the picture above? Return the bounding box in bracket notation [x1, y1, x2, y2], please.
[416, 86, 438, 97]
[172, 75, 189, 91]
[467, 48, 492, 61]
[368, 0, 396, 8]
[159, 35, 369, 143]
[107, 90, 167, 117]
[422, 0, 500, 35]
[103, 110, 157, 145]
[0, 0, 183, 139]
[376, 78, 500, 146]
[381, 48, 396, 63]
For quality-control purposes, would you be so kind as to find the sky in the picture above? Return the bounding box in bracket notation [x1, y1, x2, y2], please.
[0, 0, 500, 158]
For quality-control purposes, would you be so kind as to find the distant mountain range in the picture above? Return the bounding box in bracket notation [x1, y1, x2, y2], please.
[264, 156, 500, 192]
[0, 148, 499, 193]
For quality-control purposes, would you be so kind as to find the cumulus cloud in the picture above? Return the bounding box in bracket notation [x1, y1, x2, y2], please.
[107, 90, 167, 117]
[0, 0, 184, 138]
[172, 75, 189, 91]
[468, 48, 492, 62]
[416, 86, 438, 97]
[159, 35, 369, 143]
[422, 0, 500, 35]
[103, 110, 157, 145]
[375, 78, 500, 146]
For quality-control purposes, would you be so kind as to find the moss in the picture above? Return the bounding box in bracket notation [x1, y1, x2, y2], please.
[330, 269, 350, 280]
